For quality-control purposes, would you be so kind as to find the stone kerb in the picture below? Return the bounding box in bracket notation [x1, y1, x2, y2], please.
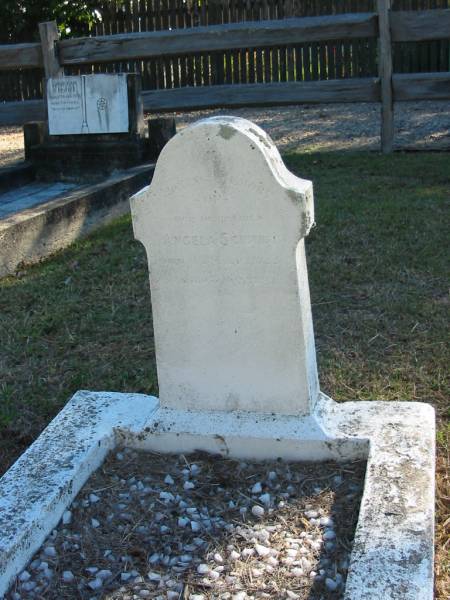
[131, 116, 319, 416]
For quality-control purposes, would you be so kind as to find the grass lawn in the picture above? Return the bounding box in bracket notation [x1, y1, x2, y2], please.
[0, 151, 449, 596]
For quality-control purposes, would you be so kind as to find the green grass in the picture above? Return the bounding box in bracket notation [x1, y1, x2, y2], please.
[0, 151, 449, 595]
[0, 218, 156, 437]
[284, 152, 449, 412]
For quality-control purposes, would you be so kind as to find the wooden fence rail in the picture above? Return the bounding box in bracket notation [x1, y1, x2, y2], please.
[2, 71, 447, 119]
[2, 0, 450, 101]
[0, 44, 42, 70]
[393, 71, 450, 100]
[142, 77, 381, 109]
[0, 13, 380, 70]
[58, 14, 379, 64]
[3, 8, 450, 70]
[0, 6, 449, 152]
[390, 8, 450, 41]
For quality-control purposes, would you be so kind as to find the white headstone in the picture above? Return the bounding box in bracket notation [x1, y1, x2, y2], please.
[131, 117, 318, 415]
[47, 74, 129, 135]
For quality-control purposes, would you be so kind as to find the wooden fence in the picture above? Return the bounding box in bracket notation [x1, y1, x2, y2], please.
[0, 3, 449, 152]
[1, 0, 449, 102]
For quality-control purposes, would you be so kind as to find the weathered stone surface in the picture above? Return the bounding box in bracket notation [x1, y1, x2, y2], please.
[131, 116, 318, 415]
[47, 74, 129, 135]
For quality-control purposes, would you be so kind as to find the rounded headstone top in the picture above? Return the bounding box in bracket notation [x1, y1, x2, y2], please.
[134, 116, 314, 241]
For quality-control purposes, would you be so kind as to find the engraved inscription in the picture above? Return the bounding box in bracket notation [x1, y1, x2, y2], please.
[47, 79, 81, 113]
[162, 233, 274, 247]
[47, 74, 129, 136]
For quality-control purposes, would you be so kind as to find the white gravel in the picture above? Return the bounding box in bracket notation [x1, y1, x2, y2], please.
[7, 450, 365, 599]
[163, 101, 450, 153]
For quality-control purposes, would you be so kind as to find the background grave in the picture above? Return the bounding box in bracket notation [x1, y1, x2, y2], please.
[0, 73, 176, 277]
[47, 75, 129, 136]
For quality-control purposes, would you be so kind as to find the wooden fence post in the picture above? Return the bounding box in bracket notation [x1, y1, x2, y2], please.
[208, 0, 224, 86]
[39, 21, 64, 79]
[377, 0, 394, 153]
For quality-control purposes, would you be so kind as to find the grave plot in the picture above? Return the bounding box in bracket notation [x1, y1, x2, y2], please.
[0, 117, 435, 600]
[0, 73, 176, 278]
[8, 450, 365, 600]
[30, 74, 145, 178]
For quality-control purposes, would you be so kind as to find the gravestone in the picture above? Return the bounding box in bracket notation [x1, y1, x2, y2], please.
[25, 74, 149, 181]
[131, 116, 318, 415]
[47, 74, 129, 135]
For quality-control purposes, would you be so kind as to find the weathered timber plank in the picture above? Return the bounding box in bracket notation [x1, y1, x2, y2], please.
[9, 74, 450, 127]
[390, 9, 450, 42]
[377, 0, 394, 154]
[0, 44, 43, 70]
[393, 72, 450, 101]
[0, 100, 45, 126]
[58, 13, 378, 65]
[39, 22, 63, 79]
[142, 78, 380, 111]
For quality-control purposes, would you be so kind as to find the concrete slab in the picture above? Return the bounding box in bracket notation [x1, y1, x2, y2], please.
[0, 181, 76, 218]
[124, 394, 436, 600]
[0, 163, 154, 278]
[0, 391, 159, 597]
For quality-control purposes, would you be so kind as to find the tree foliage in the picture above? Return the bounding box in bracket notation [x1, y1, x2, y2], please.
[0, 0, 108, 43]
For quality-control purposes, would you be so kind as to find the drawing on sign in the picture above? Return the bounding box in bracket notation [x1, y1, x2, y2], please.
[81, 76, 88, 133]
[96, 97, 109, 131]
[47, 74, 129, 136]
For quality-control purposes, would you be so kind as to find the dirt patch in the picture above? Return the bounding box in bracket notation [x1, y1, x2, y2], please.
[1, 101, 448, 170]
[0, 127, 24, 167]
[159, 101, 450, 153]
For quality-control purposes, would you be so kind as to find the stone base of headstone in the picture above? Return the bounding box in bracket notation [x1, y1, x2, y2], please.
[147, 117, 177, 158]
[27, 132, 148, 182]
[23, 121, 46, 162]
[0, 162, 35, 193]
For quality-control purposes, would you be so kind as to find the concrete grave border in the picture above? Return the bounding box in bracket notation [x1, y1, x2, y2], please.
[0, 162, 154, 278]
[0, 391, 434, 599]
